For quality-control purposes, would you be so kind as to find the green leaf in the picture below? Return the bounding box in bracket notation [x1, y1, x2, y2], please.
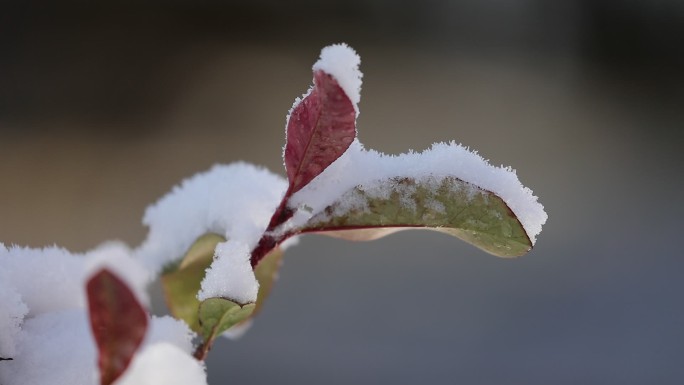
[300, 176, 532, 257]
[192, 248, 281, 359]
[204, 247, 283, 338]
[161, 233, 226, 332]
[162, 232, 284, 339]
[195, 298, 255, 358]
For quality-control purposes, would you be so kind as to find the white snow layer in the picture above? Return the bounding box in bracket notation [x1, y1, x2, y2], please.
[0, 245, 86, 316]
[312, 43, 362, 115]
[0, 243, 206, 385]
[136, 162, 287, 274]
[115, 343, 207, 385]
[0, 311, 204, 385]
[135, 162, 285, 304]
[288, 140, 547, 243]
[115, 316, 206, 385]
[0, 276, 27, 357]
[0, 310, 98, 385]
[85, 241, 152, 306]
[197, 240, 259, 304]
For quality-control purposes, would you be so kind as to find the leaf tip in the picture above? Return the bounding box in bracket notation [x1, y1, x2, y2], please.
[313, 43, 362, 114]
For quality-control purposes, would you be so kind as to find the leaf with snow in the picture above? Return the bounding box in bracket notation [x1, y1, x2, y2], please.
[301, 176, 532, 257]
[161, 233, 225, 332]
[162, 233, 282, 336]
[252, 44, 362, 266]
[195, 299, 255, 359]
[87, 269, 148, 385]
[193, 243, 281, 358]
[284, 138, 546, 255]
[284, 46, 360, 195]
[136, 163, 287, 274]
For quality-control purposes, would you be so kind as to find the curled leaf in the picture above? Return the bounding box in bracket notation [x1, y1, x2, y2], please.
[161, 233, 226, 332]
[285, 70, 357, 193]
[214, 246, 283, 339]
[87, 269, 148, 385]
[300, 176, 532, 257]
[163, 233, 283, 337]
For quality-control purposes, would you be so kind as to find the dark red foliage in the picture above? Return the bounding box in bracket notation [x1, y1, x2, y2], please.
[284, 70, 356, 194]
[87, 269, 148, 385]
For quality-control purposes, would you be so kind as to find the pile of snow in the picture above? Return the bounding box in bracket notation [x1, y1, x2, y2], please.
[134, 162, 286, 304]
[0, 243, 206, 385]
[198, 240, 258, 304]
[135, 162, 287, 274]
[116, 317, 205, 385]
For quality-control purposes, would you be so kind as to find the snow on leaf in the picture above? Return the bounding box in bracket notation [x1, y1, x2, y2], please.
[312, 43, 362, 114]
[288, 140, 547, 247]
[210, 246, 282, 337]
[300, 176, 532, 257]
[198, 240, 259, 305]
[86, 269, 148, 385]
[162, 232, 283, 343]
[161, 233, 226, 333]
[162, 233, 283, 331]
[284, 69, 357, 194]
[136, 163, 287, 274]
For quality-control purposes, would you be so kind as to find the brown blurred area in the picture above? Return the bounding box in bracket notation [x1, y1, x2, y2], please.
[1, 1, 683, 384]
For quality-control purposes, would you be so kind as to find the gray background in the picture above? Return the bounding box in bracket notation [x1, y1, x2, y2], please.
[1, 1, 683, 384]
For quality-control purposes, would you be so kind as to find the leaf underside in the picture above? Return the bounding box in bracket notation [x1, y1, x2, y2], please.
[285, 70, 356, 193]
[301, 176, 532, 257]
[87, 269, 148, 385]
[161, 233, 226, 332]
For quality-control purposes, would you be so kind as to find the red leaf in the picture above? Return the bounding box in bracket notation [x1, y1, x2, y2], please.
[284, 70, 357, 194]
[87, 269, 148, 385]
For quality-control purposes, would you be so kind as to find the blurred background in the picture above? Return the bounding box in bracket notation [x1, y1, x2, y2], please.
[1, 1, 683, 384]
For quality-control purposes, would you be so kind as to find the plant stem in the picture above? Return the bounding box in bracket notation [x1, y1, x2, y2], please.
[193, 342, 210, 361]
[250, 191, 295, 267]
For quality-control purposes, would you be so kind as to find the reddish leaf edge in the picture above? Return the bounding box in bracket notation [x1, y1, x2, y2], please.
[87, 268, 149, 385]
